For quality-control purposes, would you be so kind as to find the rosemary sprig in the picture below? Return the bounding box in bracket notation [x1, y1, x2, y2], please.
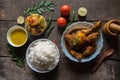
[24, 0, 56, 16]
[6, 43, 25, 68]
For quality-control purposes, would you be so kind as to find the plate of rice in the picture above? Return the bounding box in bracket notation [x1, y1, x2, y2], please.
[26, 39, 60, 73]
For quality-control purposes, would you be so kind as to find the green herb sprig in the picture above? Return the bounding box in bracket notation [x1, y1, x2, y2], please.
[65, 10, 75, 28]
[46, 14, 52, 30]
[45, 26, 54, 38]
[44, 14, 54, 38]
[24, 0, 56, 16]
[72, 37, 78, 46]
[6, 43, 25, 68]
[70, 10, 75, 24]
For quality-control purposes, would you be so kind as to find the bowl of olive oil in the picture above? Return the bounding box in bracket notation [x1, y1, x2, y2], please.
[7, 25, 28, 47]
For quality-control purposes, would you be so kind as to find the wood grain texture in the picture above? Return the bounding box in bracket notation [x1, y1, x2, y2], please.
[0, 0, 120, 80]
[0, 21, 120, 80]
[0, 58, 120, 80]
[0, 0, 120, 20]
[0, 21, 16, 56]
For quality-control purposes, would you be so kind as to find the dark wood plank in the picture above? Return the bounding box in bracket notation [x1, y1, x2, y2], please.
[0, 21, 16, 56]
[0, 57, 120, 80]
[0, 0, 120, 20]
[102, 33, 120, 60]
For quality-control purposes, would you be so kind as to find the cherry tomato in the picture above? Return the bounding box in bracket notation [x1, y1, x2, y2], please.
[60, 5, 70, 16]
[57, 17, 67, 27]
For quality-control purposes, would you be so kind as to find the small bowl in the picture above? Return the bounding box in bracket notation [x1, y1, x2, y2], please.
[61, 22, 103, 62]
[7, 25, 28, 47]
[26, 39, 60, 73]
[25, 14, 47, 36]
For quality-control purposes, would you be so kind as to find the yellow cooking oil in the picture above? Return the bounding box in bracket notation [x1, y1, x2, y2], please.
[10, 29, 27, 45]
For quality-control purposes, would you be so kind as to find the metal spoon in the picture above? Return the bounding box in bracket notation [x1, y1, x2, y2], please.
[92, 48, 114, 72]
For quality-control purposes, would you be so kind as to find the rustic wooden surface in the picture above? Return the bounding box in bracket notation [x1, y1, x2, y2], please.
[0, 0, 120, 80]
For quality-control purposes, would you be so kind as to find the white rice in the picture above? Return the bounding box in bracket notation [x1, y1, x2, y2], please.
[27, 39, 59, 71]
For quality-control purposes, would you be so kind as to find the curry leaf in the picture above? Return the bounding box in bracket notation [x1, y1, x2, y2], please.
[24, 0, 56, 16]
[6, 43, 25, 68]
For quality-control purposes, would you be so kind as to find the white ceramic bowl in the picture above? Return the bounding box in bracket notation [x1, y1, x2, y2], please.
[61, 22, 103, 62]
[7, 25, 28, 47]
[26, 39, 60, 73]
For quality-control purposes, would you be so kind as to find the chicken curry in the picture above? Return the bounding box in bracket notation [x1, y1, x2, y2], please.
[64, 21, 101, 60]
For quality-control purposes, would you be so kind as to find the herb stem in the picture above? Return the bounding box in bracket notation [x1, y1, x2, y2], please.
[70, 10, 75, 24]
[45, 26, 54, 38]
[46, 14, 52, 30]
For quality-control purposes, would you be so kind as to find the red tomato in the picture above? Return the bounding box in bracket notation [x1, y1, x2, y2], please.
[57, 17, 67, 27]
[60, 5, 70, 16]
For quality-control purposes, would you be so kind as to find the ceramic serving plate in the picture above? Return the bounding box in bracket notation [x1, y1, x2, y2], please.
[61, 22, 103, 63]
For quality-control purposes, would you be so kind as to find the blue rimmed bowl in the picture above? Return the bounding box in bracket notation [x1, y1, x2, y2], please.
[61, 22, 103, 63]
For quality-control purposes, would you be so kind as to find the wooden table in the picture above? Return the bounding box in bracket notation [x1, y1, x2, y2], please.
[0, 0, 120, 80]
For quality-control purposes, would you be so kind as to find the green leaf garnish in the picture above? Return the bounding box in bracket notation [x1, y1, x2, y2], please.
[24, 0, 56, 16]
[72, 37, 78, 46]
[6, 43, 25, 68]
[44, 14, 54, 38]
[70, 10, 75, 24]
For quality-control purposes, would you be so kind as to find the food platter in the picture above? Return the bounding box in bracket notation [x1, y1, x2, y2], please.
[61, 22, 103, 62]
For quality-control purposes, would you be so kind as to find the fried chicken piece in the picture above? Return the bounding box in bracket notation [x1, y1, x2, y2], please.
[65, 21, 101, 47]
[65, 31, 99, 49]
[65, 30, 87, 48]
[73, 31, 87, 46]
[86, 32, 99, 43]
[70, 50, 83, 60]
[65, 34, 75, 47]
[83, 45, 96, 56]
[81, 21, 101, 35]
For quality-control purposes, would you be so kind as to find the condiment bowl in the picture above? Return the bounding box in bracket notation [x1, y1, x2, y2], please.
[7, 25, 28, 47]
